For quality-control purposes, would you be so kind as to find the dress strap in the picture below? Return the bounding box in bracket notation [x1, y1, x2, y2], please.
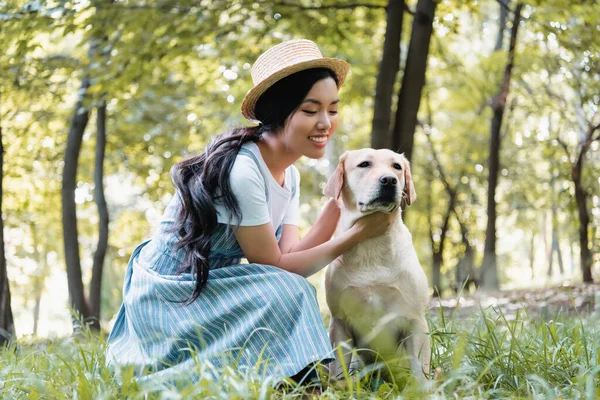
[238, 147, 270, 202]
[238, 147, 297, 200]
[238, 146, 296, 241]
[290, 165, 297, 199]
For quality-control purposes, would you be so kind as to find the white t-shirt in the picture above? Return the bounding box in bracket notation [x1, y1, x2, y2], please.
[215, 142, 300, 228]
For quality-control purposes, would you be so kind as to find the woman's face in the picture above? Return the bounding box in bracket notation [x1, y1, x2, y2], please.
[282, 77, 340, 159]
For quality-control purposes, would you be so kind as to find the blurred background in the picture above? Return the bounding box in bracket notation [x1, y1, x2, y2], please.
[0, 0, 598, 341]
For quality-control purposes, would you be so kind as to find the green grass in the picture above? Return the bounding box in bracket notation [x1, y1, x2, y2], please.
[2, 307, 599, 399]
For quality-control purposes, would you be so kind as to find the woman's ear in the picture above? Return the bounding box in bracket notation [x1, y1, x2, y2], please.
[403, 157, 417, 206]
[324, 152, 348, 199]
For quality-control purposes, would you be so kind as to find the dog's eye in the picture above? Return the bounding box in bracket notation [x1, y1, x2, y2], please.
[393, 163, 402, 170]
[358, 161, 371, 168]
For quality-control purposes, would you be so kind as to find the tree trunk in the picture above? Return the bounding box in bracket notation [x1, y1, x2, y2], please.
[32, 254, 45, 336]
[456, 213, 476, 292]
[371, 0, 404, 149]
[89, 100, 109, 328]
[573, 145, 593, 283]
[481, 3, 523, 290]
[528, 232, 535, 279]
[495, 0, 510, 51]
[32, 292, 42, 336]
[62, 77, 92, 324]
[542, 210, 549, 266]
[424, 106, 458, 296]
[431, 252, 442, 297]
[425, 166, 436, 294]
[62, 0, 114, 330]
[29, 222, 46, 337]
[0, 120, 15, 346]
[431, 195, 455, 296]
[569, 237, 575, 278]
[548, 205, 564, 277]
[555, 238, 564, 275]
[391, 0, 436, 161]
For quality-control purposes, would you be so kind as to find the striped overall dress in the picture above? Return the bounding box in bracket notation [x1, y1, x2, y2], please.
[106, 148, 334, 385]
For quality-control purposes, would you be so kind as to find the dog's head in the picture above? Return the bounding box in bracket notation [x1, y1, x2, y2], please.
[324, 149, 416, 213]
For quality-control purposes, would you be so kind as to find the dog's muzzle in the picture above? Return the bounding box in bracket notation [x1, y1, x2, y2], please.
[359, 175, 400, 212]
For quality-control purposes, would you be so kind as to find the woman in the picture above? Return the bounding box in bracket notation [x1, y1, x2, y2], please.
[106, 39, 395, 387]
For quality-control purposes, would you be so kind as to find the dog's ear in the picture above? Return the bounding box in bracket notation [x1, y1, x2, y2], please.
[403, 157, 417, 206]
[324, 152, 348, 199]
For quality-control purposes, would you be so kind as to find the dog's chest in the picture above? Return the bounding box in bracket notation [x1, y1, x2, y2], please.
[342, 231, 415, 285]
[332, 228, 427, 320]
[337, 284, 409, 327]
[342, 261, 404, 288]
[355, 284, 403, 309]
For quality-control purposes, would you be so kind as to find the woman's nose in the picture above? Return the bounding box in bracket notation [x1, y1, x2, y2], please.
[317, 113, 331, 131]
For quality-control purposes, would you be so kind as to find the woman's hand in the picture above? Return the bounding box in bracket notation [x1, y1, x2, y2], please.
[321, 198, 342, 221]
[350, 210, 398, 241]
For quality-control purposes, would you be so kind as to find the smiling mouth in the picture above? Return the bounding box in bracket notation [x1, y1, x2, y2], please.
[308, 136, 327, 143]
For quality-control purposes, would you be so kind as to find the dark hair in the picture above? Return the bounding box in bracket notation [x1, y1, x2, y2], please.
[170, 68, 339, 303]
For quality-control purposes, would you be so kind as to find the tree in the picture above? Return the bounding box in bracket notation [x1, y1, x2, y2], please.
[559, 121, 600, 283]
[90, 100, 109, 321]
[425, 128, 456, 295]
[481, 2, 523, 290]
[546, 176, 564, 279]
[367, 0, 439, 155]
[0, 109, 15, 346]
[524, 0, 600, 283]
[392, 0, 437, 161]
[58, 0, 259, 330]
[371, 0, 404, 149]
[62, 75, 94, 328]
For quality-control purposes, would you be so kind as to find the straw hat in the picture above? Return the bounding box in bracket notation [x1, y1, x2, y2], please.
[241, 39, 351, 123]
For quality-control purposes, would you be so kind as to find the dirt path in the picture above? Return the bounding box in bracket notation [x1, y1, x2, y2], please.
[428, 283, 600, 320]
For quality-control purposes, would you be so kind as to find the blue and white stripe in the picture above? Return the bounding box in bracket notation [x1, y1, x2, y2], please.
[107, 152, 333, 384]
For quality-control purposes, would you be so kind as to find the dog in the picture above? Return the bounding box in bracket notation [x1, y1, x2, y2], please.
[324, 148, 430, 381]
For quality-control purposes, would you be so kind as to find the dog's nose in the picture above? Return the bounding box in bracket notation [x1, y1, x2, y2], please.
[379, 175, 397, 186]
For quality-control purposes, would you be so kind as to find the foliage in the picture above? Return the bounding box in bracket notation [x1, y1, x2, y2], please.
[1, 0, 598, 335]
[1, 307, 598, 399]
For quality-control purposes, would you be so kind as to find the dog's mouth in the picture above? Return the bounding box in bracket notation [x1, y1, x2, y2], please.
[358, 195, 400, 213]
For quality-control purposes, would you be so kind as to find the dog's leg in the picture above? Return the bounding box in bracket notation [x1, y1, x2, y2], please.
[404, 317, 431, 380]
[329, 317, 355, 381]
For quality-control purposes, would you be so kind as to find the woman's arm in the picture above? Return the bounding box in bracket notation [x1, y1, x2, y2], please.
[235, 210, 396, 277]
[278, 199, 342, 255]
[292, 198, 342, 252]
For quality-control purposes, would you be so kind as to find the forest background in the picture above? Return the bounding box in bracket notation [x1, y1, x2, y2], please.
[0, 0, 598, 342]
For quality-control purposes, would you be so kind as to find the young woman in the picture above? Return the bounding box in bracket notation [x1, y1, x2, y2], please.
[106, 39, 396, 386]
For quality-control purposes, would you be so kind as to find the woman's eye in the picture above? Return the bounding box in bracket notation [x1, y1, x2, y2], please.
[393, 163, 402, 170]
[329, 110, 338, 115]
[358, 161, 371, 168]
[302, 110, 317, 115]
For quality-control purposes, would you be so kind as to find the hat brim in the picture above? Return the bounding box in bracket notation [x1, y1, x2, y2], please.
[241, 58, 350, 123]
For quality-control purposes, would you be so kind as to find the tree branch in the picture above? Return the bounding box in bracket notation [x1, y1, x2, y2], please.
[556, 136, 573, 165]
[590, 122, 600, 141]
[95, 3, 198, 13]
[423, 94, 457, 197]
[278, 1, 386, 10]
[19, 55, 83, 67]
[495, 0, 513, 14]
[425, 129, 455, 197]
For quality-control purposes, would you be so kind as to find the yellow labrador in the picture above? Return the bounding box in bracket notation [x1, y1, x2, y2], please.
[324, 149, 430, 381]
